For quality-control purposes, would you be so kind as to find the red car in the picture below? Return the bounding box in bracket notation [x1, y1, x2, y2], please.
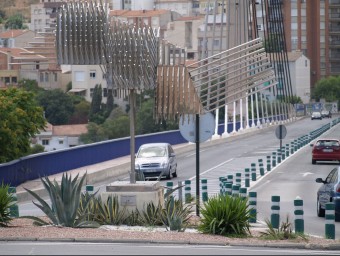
[311, 139, 340, 164]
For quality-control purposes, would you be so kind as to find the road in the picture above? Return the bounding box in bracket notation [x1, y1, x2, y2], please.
[251, 120, 340, 238]
[1, 242, 339, 255]
[17, 116, 340, 238]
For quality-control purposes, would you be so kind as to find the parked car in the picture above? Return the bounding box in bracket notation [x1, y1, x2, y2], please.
[315, 166, 340, 220]
[134, 143, 177, 179]
[310, 139, 340, 164]
[321, 110, 332, 118]
[311, 111, 322, 120]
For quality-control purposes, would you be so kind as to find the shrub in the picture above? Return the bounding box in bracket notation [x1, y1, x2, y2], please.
[161, 198, 192, 232]
[138, 200, 163, 227]
[259, 215, 307, 240]
[22, 173, 99, 228]
[197, 194, 252, 236]
[95, 195, 127, 225]
[0, 182, 15, 227]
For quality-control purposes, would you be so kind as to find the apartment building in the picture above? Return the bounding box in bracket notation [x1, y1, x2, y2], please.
[256, 0, 339, 91]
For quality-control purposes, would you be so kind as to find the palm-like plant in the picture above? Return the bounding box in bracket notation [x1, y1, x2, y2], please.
[22, 173, 99, 228]
[0, 182, 15, 227]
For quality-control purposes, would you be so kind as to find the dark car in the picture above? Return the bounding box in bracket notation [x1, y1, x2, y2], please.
[134, 143, 177, 179]
[316, 166, 340, 220]
[310, 139, 340, 164]
[321, 110, 332, 118]
[311, 111, 322, 120]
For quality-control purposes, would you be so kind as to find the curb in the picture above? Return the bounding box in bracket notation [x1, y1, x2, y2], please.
[0, 237, 340, 250]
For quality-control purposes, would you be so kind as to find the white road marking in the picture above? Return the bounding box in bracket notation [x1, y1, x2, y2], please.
[189, 158, 234, 181]
[301, 172, 314, 177]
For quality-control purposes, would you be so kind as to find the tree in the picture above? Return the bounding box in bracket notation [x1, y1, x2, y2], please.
[105, 89, 114, 118]
[36, 89, 74, 125]
[5, 13, 26, 29]
[89, 84, 104, 124]
[0, 88, 46, 163]
[68, 100, 90, 124]
[312, 76, 340, 103]
[18, 79, 42, 93]
[79, 122, 107, 144]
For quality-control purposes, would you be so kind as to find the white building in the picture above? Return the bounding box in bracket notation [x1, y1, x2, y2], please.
[287, 51, 311, 104]
[33, 123, 88, 152]
[111, 0, 154, 10]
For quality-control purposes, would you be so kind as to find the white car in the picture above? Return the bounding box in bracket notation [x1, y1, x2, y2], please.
[135, 143, 177, 179]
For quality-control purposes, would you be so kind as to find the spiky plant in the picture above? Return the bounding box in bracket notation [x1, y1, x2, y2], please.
[78, 191, 102, 222]
[0, 182, 15, 227]
[161, 198, 192, 232]
[259, 215, 307, 240]
[138, 200, 163, 226]
[22, 173, 99, 228]
[198, 194, 252, 236]
[95, 195, 127, 225]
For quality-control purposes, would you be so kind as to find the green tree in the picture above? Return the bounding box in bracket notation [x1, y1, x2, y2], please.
[103, 115, 130, 139]
[68, 100, 90, 124]
[0, 88, 46, 163]
[105, 88, 114, 118]
[5, 13, 27, 29]
[36, 89, 74, 125]
[89, 84, 104, 124]
[312, 76, 340, 103]
[18, 79, 42, 93]
[79, 122, 107, 144]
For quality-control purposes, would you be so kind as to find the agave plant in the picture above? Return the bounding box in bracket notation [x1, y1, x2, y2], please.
[95, 194, 127, 225]
[161, 198, 192, 232]
[22, 173, 99, 228]
[0, 182, 15, 227]
[138, 200, 163, 226]
[78, 191, 102, 222]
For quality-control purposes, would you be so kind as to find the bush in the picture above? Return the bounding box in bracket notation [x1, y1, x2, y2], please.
[259, 215, 307, 240]
[22, 173, 99, 228]
[161, 198, 192, 232]
[198, 194, 252, 236]
[0, 182, 15, 227]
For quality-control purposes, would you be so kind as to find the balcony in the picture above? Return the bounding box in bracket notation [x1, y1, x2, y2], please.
[330, 0, 340, 6]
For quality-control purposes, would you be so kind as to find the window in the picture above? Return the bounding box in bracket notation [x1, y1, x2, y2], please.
[54, 73, 57, 82]
[45, 73, 49, 82]
[103, 88, 108, 97]
[90, 71, 96, 79]
[90, 88, 94, 97]
[40, 73, 44, 82]
[58, 138, 64, 145]
[42, 139, 49, 145]
[75, 71, 85, 82]
[213, 39, 219, 47]
[305, 60, 308, 67]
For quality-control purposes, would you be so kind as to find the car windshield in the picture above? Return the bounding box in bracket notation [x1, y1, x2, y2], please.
[137, 146, 166, 158]
[316, 140, 340, 147]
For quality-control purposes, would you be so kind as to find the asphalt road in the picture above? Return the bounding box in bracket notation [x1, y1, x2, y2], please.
[1, 242, 339, 255]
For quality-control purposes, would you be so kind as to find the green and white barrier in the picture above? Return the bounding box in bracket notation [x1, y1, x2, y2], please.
[271, 195, 280, 229]
[201, 179, 208, 202]
[294, 196, 304, 234]
[251, 163, 256, 181]
[184, 180, 191, 203]
[8, 187, 19, 217]
[249, 191, 257, 223]
[325, 202, 335, 239]
[244, 168, 250, 188]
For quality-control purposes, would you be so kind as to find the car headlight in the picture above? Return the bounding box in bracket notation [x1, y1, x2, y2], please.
[161, 162, 169, 168]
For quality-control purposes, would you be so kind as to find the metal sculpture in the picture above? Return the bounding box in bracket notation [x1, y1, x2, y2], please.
[55, 0, 277, 183]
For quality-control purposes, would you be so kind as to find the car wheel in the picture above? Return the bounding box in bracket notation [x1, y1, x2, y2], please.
[172, 166, 177, 178]
[312, 159, 316, 165]
[165, 168, 171, 180]
[317, 198, 325, 217]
